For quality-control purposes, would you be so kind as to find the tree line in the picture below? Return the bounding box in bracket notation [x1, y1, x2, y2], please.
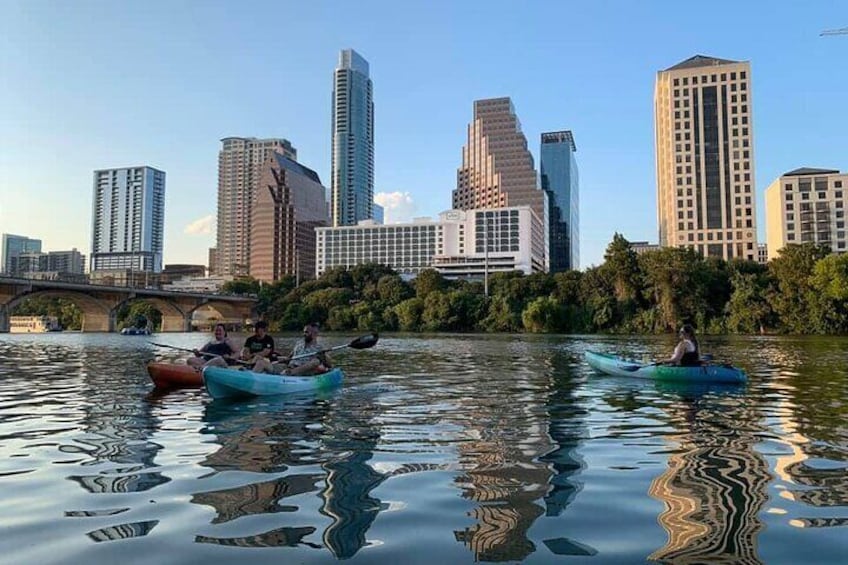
[222, 235, 848, 335]
[10, 235, 846, 334]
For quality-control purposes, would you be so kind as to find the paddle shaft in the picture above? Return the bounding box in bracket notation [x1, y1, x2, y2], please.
[288, 342, 350, 361]
[287, 333, 378, 361]
[150, 342, 249, 364]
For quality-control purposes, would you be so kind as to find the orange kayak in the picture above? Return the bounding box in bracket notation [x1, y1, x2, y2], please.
[147, 362, 203, 388]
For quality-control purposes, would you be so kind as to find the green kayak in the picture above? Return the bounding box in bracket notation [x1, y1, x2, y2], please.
[584, 350, 746, 384]
[203, 366, 344, 399]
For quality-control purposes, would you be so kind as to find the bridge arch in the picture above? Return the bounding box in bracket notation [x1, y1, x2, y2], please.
[7, 290, 114, 332]
[113, 296, 190, 333]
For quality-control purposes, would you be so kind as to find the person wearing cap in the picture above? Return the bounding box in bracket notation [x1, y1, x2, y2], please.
[241, 320, 276, 371]
[670, 324, 700, 366]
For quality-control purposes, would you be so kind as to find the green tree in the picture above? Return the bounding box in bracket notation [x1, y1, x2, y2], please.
[768, 243, 829, 333]
[522, 296, 564, 333]
[724, 271, 773, 334]
[603, 233, 642, 302]
[414, 269, 446, 299]
[376, 274, 413, 305]
[221, 277, 260, 296]
[394, 297, 424, 331]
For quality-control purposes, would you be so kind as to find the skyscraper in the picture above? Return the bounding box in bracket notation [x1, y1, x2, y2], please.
[1, 233, 42, 274]
[250, 153, 330, 283]
[216, 137, 297, 276]
[655, 55, 756, 261]
[331, 49, 374, 227]
[90, 166, 165, 273]
[453, 97, 548, 268]
[540, 131, 579, 271]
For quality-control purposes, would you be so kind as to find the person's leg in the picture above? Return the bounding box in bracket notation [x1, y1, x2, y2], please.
[287, 359, 321, 376]
[252, 357, 272, 373]
[204, 356, 228, 368]
[187, 357, 204, 369]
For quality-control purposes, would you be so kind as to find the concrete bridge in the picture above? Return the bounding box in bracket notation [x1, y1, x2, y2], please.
[0, 277, 257, 332]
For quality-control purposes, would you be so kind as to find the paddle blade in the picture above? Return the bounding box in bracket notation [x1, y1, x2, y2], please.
[348, 333, 379, 350]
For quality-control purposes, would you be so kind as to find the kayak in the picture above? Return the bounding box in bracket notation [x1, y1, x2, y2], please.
[584, 351, 746, 384]
[202, 366, 344, 399]
[147, 362, 202, 388]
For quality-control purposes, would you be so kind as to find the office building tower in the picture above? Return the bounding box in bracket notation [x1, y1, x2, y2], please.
[90, 166, 165, 273]
[316, 206, 545, 279]
[216, 137, 297, 276]
[1, 233, 42, 274]
[373, 203, 384, 224]
[331, 49, 374, 226]
[48, 249, 85, 274]
[765, 168, 848, 260]
[655, 55, 756, 260]
[453, 97, 548, 268]
[540, 130, 580, 271]
[251, 153, 330, 283]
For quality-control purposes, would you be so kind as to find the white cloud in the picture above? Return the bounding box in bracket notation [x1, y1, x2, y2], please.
[184, 215, 215, 235]
[374, 191, 418, 223]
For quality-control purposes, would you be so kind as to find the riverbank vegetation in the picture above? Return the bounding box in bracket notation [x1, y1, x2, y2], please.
[225, 236, 848, 335]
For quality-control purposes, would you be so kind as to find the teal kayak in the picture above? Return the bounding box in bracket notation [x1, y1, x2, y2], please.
[202, 366, 344, 399]
[584, 351, 746, 384]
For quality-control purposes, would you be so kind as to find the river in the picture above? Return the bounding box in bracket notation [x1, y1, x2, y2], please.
[0, 332, 845, 563]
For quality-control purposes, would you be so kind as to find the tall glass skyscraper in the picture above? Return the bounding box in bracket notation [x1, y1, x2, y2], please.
[90, 166, 165, 273]
[331, 49, 374, 226]
[540, 131, 579, 271]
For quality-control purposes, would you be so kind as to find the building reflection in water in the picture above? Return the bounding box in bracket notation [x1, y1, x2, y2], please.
[62, 355, 170, 496]
[450, 359, 569, 562]
[646, 387, 770, 565]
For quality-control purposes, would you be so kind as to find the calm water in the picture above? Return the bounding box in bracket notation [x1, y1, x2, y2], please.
[0, 333, 846, 564]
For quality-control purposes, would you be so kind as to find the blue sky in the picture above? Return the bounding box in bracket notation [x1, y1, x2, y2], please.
[1, 0, 846, 268]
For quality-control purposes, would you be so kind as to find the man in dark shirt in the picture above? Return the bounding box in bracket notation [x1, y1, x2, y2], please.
[241, 321, 275, 370]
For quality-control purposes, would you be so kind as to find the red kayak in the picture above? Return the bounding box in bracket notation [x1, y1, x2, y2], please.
[147, 362, 203, 389]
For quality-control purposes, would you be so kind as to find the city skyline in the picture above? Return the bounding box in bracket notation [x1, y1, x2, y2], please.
[1, 1, 846, 268]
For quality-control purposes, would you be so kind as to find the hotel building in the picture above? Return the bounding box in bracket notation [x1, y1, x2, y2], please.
[453, 97, 548, 268]
[216, 137, 297, 276]
[655, 55, 756, 261]
[250, 153, 330, 283]
[315, 206, 545, 279]
[540, 130, 579, 271]
[90, 166, 165, 273]
[331, 49, 374, 226]
[764, 168, 848, 260]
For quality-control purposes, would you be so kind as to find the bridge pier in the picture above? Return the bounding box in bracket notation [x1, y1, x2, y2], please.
[161, 313, 192, 332]
[0, 304, 8, 333]
[82, 310, 116, 332]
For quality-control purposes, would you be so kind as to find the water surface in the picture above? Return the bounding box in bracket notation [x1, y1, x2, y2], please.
[0, 333, 846, 563]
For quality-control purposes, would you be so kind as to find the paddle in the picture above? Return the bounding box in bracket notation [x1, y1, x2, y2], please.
[620, 355, 715, 372]
[149, 342, 252, 365]
[287, 332, 379, 362]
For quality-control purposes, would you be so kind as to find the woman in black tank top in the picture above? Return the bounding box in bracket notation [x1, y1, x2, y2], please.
[670, 324, 700, 366]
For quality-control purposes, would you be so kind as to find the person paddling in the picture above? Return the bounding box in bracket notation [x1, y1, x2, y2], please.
[187, 323, 238, 370]
[264, 323, 332, 375]
[669, 324, 700, 366]
[241, 320, 276, 371]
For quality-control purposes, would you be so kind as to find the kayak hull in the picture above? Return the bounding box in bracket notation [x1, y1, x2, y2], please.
[147, 362, 202, 388]
[202, 366, 344, 399]
[584, 350, 746, 384]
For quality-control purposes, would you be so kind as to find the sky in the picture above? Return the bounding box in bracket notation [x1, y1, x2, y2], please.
[1, 0, 846, 269]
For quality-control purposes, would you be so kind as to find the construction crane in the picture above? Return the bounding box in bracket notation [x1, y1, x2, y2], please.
[821, 27, 848, 36]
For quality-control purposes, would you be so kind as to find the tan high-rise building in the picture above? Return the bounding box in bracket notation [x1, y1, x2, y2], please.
[453, 98, 548, 262]
[215, 137, 297, 276]
[765, 168, 848, 261]
[655, 55, 756, 261]
[250, 153, 330, 284]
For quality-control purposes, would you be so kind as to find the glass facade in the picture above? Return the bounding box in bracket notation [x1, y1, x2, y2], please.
[90, 166, 165, 273]
[1, 234, 42, 274]
[540, 131, 580, 271]
[331, 49, 374, 227]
